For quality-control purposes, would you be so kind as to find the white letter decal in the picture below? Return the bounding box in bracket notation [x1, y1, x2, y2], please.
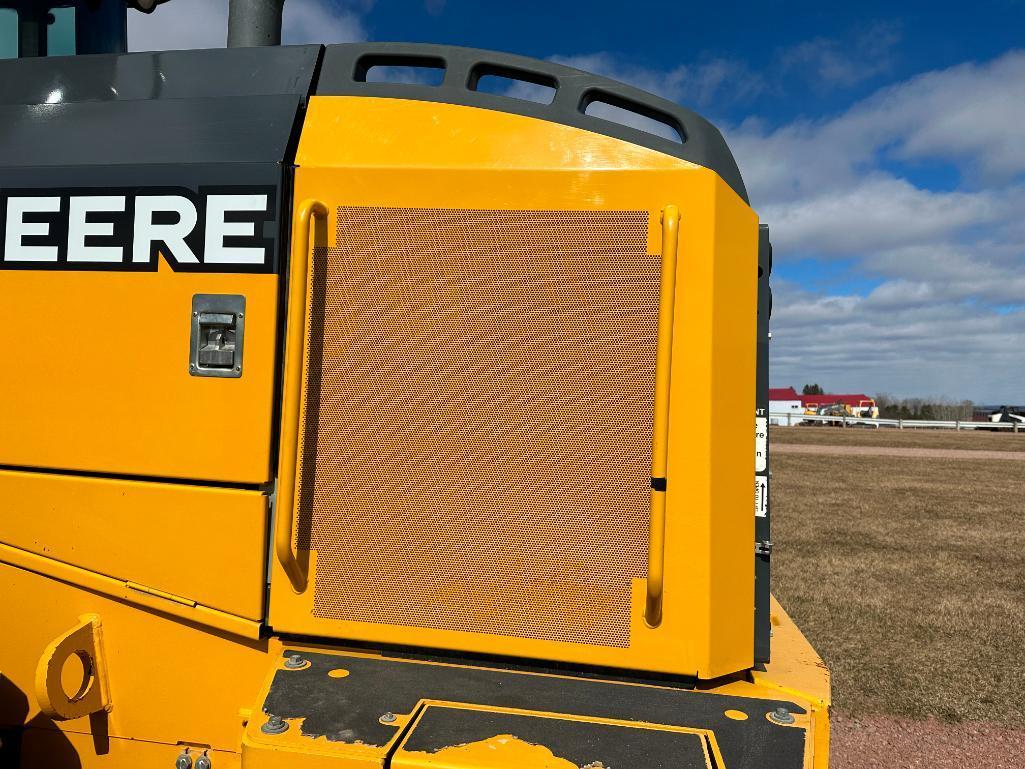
[4, 196, 61, 262]
[67, 196, 126, 263]
[133, 195, 199, 265]
[204, 194, 268, 265]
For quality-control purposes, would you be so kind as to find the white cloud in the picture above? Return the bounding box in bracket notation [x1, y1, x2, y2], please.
[760, 176, 1005, 255]
[128, 0, 226, 50]
[770, 279, 1025, 403]
[128, 0, 367, 52]
[868, 52, 1025, 182]
[731, 50, 1025, 204]
[721, 51, 1025, 401]
[778, 22, 902, 90]
[282, 0, 367, 44]
[549, 53, 765, 110]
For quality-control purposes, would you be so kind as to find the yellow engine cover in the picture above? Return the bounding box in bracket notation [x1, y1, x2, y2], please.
[269, 96, 759, 679]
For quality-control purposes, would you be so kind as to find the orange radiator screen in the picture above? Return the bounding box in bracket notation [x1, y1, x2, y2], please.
[296, 207, 662, 647]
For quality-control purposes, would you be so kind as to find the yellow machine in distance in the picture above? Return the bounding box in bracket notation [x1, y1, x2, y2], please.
[0, 2, 830, 767]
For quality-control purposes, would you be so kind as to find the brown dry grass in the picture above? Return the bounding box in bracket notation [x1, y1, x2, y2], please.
[771, 424, 1025, 452]
[771, 449, 1025, 725]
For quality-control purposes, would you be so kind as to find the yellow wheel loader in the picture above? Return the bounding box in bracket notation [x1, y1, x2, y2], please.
[0, 2, 830, 767]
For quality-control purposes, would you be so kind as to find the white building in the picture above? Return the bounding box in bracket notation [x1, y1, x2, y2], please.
[769, 387, 804, 426]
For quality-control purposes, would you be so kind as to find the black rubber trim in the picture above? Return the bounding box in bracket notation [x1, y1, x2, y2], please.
[651, 476, 667, 491]
[315, 43, 748, 202]
[754, 223, 773, 664]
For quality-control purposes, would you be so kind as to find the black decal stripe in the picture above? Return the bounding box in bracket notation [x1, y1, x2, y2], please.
[0, 186, 278, 273]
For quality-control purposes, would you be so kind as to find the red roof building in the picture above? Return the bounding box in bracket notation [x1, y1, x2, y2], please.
[768, 387, 799, 401]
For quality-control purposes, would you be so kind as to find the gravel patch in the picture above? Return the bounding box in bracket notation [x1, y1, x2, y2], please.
[832, 714, 1025, 769]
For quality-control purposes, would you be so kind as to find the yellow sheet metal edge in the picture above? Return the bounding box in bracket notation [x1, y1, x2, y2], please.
[19, 728, 243, 769]
[0, 542, 262, 641]
[0, 467, 269, 619]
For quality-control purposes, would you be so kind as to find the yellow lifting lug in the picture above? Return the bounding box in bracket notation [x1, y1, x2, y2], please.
[34, 613, 112, 721]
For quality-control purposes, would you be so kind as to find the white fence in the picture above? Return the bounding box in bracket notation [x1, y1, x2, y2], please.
[769, 412, 1024, 432]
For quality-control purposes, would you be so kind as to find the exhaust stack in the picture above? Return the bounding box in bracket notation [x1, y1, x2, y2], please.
[227, 0, 284, 47]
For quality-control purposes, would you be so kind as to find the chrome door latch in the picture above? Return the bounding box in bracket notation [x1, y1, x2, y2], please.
[190, 294, 245, 378]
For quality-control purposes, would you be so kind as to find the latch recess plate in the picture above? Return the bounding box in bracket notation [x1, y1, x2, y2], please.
[190, 294, 246, 378]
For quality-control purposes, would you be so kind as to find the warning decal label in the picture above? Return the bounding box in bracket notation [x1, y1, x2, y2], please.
[755, 416, 768, 472]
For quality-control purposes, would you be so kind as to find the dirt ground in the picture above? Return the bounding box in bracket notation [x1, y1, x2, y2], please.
[831, 715, 1025, 769]
[768, 427, 1025, 766]
[773, 442, 1025, 461]
[772, 424, 1025, 452]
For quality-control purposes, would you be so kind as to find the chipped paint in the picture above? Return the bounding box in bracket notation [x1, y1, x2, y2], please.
[401, 734, 583, 768]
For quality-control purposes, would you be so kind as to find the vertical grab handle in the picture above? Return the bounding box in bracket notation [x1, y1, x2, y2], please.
[275, 198, 328, 593]
[646, 204, 680, 628]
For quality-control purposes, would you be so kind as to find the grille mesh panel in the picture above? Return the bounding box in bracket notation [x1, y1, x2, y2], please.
[296, 207, 660, 647]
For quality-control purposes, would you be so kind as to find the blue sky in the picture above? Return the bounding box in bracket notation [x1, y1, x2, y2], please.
[130, 0, 1025, 403]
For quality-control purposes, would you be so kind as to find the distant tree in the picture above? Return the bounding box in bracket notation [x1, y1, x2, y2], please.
[802, 384, 823, 395]
[872, 394, 974, 422]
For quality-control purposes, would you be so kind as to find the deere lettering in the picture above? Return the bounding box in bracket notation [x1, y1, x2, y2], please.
[0, 187, 276, 272]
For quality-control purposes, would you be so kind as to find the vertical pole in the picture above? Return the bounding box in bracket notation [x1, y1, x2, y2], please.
[228, 0, 285, 47]
[18, 6, 47, 57]
[899, 418, 903, 430]
[77, 0, 128, 56]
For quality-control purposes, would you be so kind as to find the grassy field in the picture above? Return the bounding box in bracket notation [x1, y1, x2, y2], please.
[769, 428, 1025, 725]
[772, 424, 1025, 452]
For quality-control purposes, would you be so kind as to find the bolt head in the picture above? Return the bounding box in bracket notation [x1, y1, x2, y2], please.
[261, 714, 290, 735]
[769, 706, 795, 725]
[284, 653, 307, 669]
[175, 754, 193, 769]
[379, 712, 397, 724]
[195, 756, 212, 769]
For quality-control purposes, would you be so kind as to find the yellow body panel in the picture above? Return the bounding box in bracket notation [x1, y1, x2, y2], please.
[0, 262, 279, 484]
[20, 730, 240, 769]
[0, 560, 827, 768]
[269, 96, 758, 679]
[0, 468, 268, 619]
[0, 562, 269, 757]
